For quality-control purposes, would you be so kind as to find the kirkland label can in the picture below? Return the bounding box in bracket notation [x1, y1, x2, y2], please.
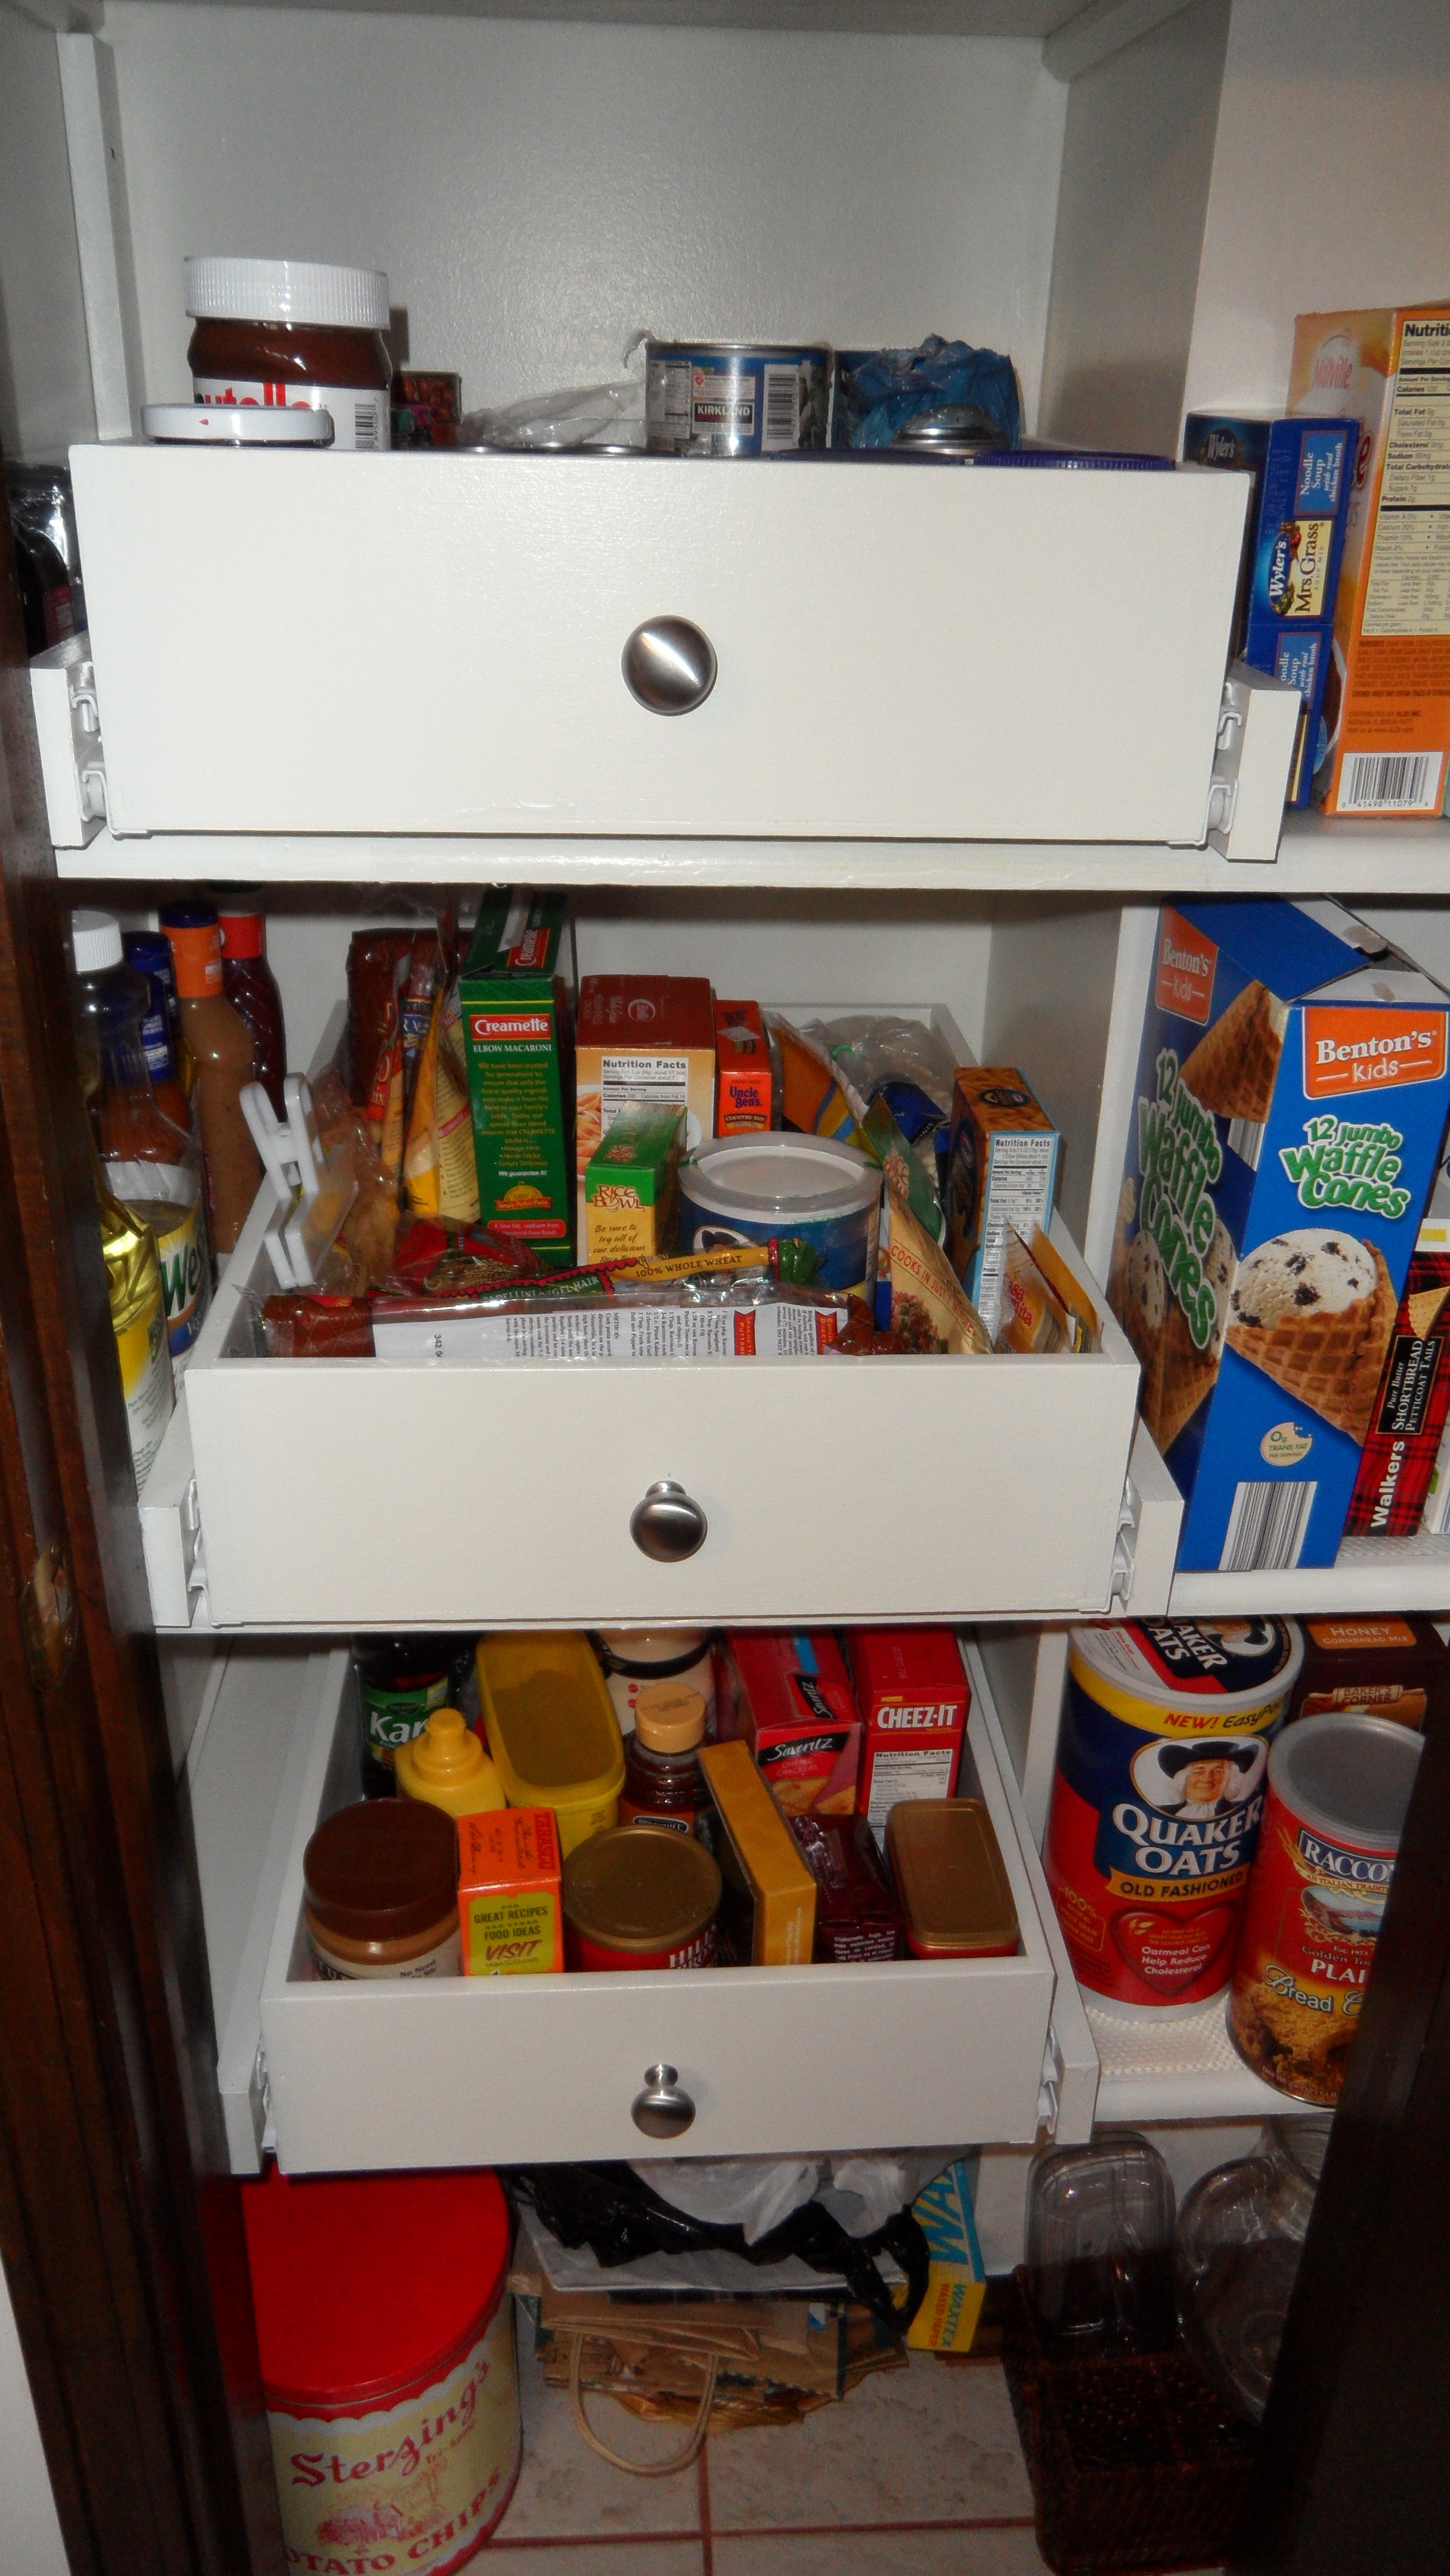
[645, 340, 832, 456]
[1046, 1620, 1303, 2018]
[1228, 1710, 1421, 2103]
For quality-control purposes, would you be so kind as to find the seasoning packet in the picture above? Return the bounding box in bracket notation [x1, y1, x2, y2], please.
[885, 1188, 990, 1355]
[404, 979, 481, 1224]
[993, 1226, 1101, 1355]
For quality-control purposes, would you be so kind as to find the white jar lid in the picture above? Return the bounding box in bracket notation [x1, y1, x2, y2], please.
[72, 908, 122, 971]
[183, 255, 390, 331]
[142, 403, 334, 445]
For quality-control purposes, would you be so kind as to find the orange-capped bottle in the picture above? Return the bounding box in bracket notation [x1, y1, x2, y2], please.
[160, 905, 263, 1255]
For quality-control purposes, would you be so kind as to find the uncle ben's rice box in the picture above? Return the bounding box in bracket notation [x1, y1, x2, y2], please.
[1108, 899, 1450, 1572]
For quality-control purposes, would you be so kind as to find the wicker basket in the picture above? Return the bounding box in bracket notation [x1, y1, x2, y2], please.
[1001, 2269, 1258, 2575]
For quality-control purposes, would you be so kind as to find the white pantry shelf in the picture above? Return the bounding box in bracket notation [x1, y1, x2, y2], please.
[1167, 1527, 1450, 1618]
[1089, 1994, 1326, 2128]
[57, 809, 1450, 896]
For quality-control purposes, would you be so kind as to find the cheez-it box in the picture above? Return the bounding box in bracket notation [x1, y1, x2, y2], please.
[847, 1628, 969, 1845]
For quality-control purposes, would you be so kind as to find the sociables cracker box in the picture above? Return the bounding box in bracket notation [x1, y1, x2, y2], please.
[460, 890, 576, 1268]
[1110, 900, 1450, 1571]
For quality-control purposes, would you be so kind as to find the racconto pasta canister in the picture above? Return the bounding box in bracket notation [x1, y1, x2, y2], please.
[242, 2165, 520, 2576]
[1228, 1710, 1423, 2104]
[1045, 1619, 1302, 2018]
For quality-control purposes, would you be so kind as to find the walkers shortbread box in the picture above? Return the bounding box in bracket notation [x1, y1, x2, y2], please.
[1109, 900, 1450, 1571]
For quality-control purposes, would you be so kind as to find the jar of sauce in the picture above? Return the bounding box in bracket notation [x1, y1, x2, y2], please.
[303, 1798, 460, 1979]
[562, 1823, 720, 1971]
[184, 255, 392, 453]
[619, 1681, 712, 1840]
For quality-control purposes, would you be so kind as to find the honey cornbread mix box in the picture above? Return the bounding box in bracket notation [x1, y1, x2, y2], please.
[1108, 900, 1450, 1572]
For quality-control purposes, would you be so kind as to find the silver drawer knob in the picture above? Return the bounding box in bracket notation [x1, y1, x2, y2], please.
[631, 2063, 696, 2140]
[622, 617, 717, 715]
[630, 1479, 707, 1562]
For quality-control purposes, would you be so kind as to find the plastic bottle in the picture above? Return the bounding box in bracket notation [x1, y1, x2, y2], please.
[74, 911, 211, 1360]
[124, 930, 193, 1122]
[94, 1142, 174, 1487]
[217, 894, 287, 1116]
[619, 1680, 712, 1839]
[354, 1635, 472, 1794]
[159, 905, 263, 1256]
[394, 1708, 506, 1822]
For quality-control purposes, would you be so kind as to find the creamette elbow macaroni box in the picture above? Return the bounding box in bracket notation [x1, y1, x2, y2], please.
[1110, 900, 1450, 1572]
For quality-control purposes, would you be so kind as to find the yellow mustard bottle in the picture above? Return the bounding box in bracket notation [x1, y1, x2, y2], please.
[394, 1707, 506, 1822]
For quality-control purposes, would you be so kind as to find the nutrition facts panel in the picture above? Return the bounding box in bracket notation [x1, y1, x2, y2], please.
[1365, 336, 1450, 637]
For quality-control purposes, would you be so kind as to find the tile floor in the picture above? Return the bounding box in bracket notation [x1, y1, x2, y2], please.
[489, 2332, 1211, 2574]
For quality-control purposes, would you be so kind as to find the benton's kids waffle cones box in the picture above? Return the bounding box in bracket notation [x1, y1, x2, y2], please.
[1110, 900, 1450, 1571]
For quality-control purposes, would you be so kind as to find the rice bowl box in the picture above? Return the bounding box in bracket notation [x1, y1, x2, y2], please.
[1109, 899, 1450, 1571]
[677, 1131, 881, 1299]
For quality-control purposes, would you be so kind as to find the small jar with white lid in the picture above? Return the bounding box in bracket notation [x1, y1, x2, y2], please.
[184, 255, 392, 451]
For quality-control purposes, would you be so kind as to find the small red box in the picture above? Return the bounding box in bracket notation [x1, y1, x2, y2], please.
[714, 1000, 773, 1134]
[847, 1628, 970, 1844]
[721, 1630, 862, 1819]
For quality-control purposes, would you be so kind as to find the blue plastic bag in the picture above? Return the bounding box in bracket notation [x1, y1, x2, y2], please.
[839, 334, 1021, 450]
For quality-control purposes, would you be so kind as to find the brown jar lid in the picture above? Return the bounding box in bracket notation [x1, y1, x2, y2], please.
[886, 1800, 1018, 1955]
[634, 1681, 706, 1753]
[305, 1798, 458, 1944]
[563, 1824, 720, 1952]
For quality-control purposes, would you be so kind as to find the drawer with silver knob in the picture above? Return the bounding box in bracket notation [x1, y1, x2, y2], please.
[248, 1643, 1100, 2174]
[72, 443, 1247, 846]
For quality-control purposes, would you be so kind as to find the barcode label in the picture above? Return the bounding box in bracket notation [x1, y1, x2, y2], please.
[1339, 751, 1442, 812]
[354, 401, 379, 450]
[761, 365, 801, 453]
[1219, 1480, 1318, 1572]
[1227, 1116, 1265, 1172]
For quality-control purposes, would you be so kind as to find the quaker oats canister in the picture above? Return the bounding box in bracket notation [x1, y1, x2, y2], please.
[243, 2165, 520, 2575]
[1045, 1619, 1302, 2018]
[1228, 1710, 1422, 2104]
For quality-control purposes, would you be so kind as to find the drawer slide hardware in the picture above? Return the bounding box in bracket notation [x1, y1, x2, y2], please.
[622, 617, 718, 715]
[631, 2063, 696, 2139]
[630, 1479, 708, 1563]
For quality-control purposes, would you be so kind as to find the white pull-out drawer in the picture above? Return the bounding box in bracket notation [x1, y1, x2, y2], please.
[230, 1640, 1092, 2174]
[70, 445, 1245, 847]
[166, 1190, 1144, 1629]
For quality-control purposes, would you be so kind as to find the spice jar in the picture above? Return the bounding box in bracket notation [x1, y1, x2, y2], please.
[395, 1707, 506, 1822]
[303, 1798, 460, 1979]
[184, 255, 392, 453]
[619, 1681, 712, 1840]
[562, 1823, 721, 1971]
[159, 905, 262, 1256]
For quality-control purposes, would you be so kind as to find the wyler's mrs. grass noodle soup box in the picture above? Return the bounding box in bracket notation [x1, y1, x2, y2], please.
[847, 1628, 969, 1847]
[460, 890, 576, 1268]
[1108, 899, 1450, 1571]
[1289, 305, 1450, 816]
[458, 1807, 563, 1974]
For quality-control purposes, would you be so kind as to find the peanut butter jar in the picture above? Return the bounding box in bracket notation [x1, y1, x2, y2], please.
[304, 1797, 460, 1979]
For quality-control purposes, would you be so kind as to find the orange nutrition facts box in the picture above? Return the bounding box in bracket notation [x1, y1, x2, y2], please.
[1289, 304, 1450, 816]
[714, 1000, 773, 1133]
[458, 1806, 563, 1974]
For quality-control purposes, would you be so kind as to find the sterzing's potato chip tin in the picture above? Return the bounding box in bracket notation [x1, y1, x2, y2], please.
[645, 341, 832, 456]
[1228, 1710, 1421, 2103]
[1045, 1620, 1302, 2019]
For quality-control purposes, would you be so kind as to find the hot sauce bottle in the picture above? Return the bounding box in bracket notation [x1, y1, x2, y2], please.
[217, 894, 287, 1116]
[160, 905, 264, 1256]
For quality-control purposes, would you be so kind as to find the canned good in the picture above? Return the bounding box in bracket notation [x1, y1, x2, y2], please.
[645, 340, 832, 457]
[886, 1799, 1018, 1958]
[1228, 1710, 1422, 2103]
[1045, 1620, 1303, 2018]
[562, 1823, 721, 1970]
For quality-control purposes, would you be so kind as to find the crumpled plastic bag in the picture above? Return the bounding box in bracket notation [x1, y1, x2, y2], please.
[839, 335, 1021, 450]
[638, 2151, 956, 2245]
[459, 378, 643, 451]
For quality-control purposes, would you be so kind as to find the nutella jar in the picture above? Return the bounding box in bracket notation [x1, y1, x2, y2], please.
[184, 255, 392, 452]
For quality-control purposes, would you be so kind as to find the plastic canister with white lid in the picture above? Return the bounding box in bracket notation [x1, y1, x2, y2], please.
[676, 1131, 882, 1299]
[591, 1628, 717, 1735]
[184, 255, 392, 451]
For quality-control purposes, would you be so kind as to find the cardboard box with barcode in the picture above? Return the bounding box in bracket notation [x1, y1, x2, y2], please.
[943, 1068, 1059, 1341]
[575, 974, 715, 1237]
[1288, 305, 1450, 817]
[1108, 900, 1450, 1572]
[1283, 1616, 1448, 1734]
[583, 1103, 684, 1263]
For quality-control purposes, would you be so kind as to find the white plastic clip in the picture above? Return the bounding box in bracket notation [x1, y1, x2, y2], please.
[240, 1078, 358, 1290]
